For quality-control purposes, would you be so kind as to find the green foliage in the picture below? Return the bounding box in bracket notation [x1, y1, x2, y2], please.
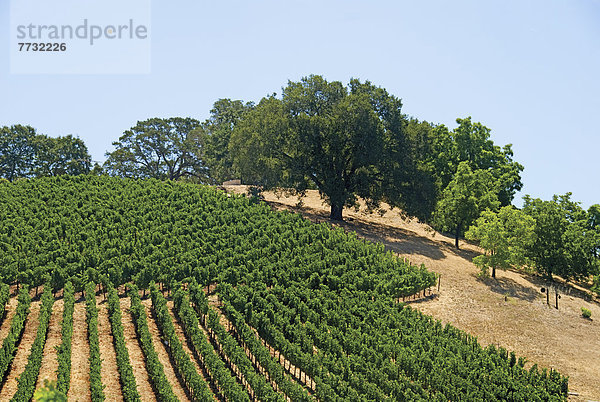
[427, 117, 523, 206]
[56, 282, 75, 395]
[433, 162, 500, 248]
[12, 285, 54, 402]
[104, 117, 203, 180]
[523, 193, 599, 280]
[581, 307, 592, 319]
[405, 117, 523, 221]
[589, 204, 600, 228]
[593, 275, 600, 295]
[85, 282, 105, 401]
[0, 125, 37, 181]
[172, 287, 248, 401]
[106, 285, 141, 402]
[33, 379, 67, 402]
[32, 135, 91, 177]
[588, 205, 600, 286]
[0, 288, 31, 384]
[0, 125, 90, 181]
[230, 75, 422, 220]
[0, 175, 435, 298]
[177, 285, 277, 401]
[128, 285, 178, 402]
[0, 175, 571, 400]
[382, 264, 437, 298]
[222, 282, 568, 400]
[466, 206, 535, 278]
[150, 284, 215, 401]
[403, 119, 439, 219]
[196, 99, 253, 184]
[216, 299, 313, 401]
[0, 284, 10, 323]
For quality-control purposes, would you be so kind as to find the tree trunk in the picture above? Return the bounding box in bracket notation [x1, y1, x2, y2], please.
[330, 203, 343, 221]
[492, 265, 496, 278]
[455, 222, 461, 249]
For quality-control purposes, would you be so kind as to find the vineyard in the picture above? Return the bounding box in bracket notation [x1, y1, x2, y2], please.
[0, 176, 569, 400]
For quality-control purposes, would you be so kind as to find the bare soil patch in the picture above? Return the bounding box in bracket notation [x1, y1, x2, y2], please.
[119, 296, 157, 402]
[96, 296, 124, 401]
[67, 299, 91, 402]
[0, 299, 41, 399]
[36, 298, 64, 389]
[226, 186, 600, 400]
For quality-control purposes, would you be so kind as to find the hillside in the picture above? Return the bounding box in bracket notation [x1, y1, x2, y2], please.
[225, 185, 600, 400]
[0, 177, 573, 400]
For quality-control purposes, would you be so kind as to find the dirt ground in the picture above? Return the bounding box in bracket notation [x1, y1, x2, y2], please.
[96, 296, 124, 401]
[67, 299, 91, 402]
[226, 185, 600, 401]
[0, 299, 42, 400]
[119, 296, 157, 402]
[36, 298, 64, 389]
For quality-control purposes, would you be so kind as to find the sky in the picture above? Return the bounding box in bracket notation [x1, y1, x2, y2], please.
[1, 0, 599, 208]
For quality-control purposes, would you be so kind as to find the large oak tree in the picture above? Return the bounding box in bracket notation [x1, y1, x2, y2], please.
[230, 75, 422, 220]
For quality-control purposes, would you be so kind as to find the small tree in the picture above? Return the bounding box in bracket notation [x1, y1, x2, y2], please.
[433, 162, 500, 248]
[466, 206, 535, 278]
[135, 267, 153, 297]
[523, 194, 599, 281]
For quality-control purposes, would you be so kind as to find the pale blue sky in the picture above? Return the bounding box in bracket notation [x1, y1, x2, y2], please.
[1, 0, 599, 207]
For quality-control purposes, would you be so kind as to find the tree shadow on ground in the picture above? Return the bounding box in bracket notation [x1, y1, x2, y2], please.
[267, 200, 481, 262]
[523, 274, 600, 304]
[477, 275, 541, 302]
